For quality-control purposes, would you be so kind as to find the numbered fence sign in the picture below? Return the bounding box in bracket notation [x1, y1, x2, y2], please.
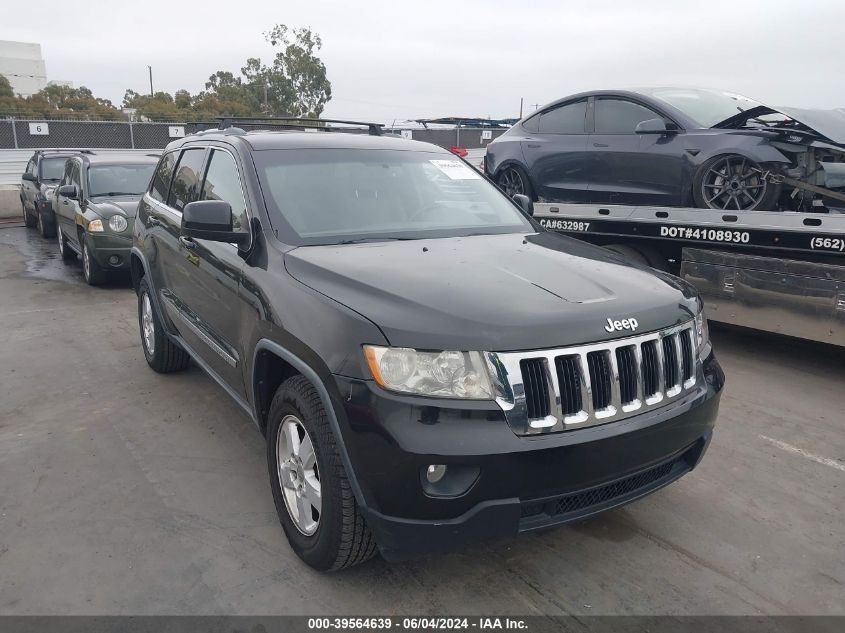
[168, 126, 186, 138]
[400, 130, 413, 140]
[481, 130, 492, 140]
[29, 123, 49, 136]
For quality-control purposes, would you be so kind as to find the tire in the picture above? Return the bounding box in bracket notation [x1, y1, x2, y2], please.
[604, 243, 650, 267]
[267, 375, 377, 571]
[81, 235, 108, 286]
[57, 224, 75, 261]
[137, 276, 190, 373]
[37, 208, 55, 238]
[496, 164, 535, 201]
[693, 154, 781, 211]
[22, 200, 36, 228]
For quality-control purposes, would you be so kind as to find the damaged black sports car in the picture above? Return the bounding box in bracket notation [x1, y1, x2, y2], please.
[485, 87, 845, 212]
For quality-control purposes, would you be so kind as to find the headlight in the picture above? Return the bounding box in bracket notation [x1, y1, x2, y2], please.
[43, 187, 56, 199]
[109, 215, 128, 232]
[88, 219, 104, 232]
[363, 345, 493, 399]
[695, 310, 711, 358]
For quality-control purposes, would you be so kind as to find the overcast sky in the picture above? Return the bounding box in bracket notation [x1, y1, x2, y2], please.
[4, 0, 845, 122]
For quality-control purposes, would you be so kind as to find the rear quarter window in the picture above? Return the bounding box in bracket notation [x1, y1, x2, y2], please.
[149, 151, 178, 203]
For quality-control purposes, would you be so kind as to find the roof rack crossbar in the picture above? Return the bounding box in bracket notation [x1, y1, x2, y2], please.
[216, 116, 384, 136]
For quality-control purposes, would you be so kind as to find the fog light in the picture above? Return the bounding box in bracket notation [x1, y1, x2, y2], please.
[108, 255, 122, 267]
[426, 464, 447, 483]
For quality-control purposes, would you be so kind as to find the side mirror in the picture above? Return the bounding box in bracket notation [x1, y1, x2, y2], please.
[22, 172, 36, 182]
[512, 193, 534, 217]
[57, 184, 78, 199]
[635, 118, 672, 134]
[181, 200, 249, 246]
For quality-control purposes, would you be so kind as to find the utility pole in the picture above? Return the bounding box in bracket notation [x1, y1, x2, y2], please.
[519, 97, 523, 118]
[148, 66, 154, 97]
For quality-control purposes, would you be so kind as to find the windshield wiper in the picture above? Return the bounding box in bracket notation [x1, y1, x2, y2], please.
[90, 192, 139, 197]
[336, 237, 417, 244]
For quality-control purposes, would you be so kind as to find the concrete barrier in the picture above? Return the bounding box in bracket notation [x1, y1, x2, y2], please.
[0, 185, 21, 219]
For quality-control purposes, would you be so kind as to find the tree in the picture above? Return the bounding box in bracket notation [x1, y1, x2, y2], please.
[0, 74, 13, 99]
[241, 25, 332, 117]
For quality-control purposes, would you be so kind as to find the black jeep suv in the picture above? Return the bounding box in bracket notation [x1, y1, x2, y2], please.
[131, 122, 724, 571]
[20, 149, 84, 237]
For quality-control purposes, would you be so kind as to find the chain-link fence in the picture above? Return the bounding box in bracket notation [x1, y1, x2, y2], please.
[0, 117, 507, 151]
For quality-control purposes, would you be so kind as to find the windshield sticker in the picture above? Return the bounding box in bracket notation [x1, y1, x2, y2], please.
[429, 159, 481, 180]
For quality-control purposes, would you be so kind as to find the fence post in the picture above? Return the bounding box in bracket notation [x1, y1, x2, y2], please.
[128, 120, 135, 149]
[11, 116, 18, 149]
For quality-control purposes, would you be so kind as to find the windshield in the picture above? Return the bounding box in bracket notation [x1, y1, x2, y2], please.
[254, 149, 532, 245]
[87, 164, 156, 197]
[641, 88, 765, 128]
[39, 157, 67, 181]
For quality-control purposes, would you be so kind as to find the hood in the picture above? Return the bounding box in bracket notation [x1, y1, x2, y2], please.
[773, 106, 845, 146]
[284, 232, 698, 352]
[89, 197, 142, 218]
[716, 104, 845, 146]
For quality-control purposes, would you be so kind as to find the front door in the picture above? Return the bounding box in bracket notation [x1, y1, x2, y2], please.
[588, 97, 685, 206]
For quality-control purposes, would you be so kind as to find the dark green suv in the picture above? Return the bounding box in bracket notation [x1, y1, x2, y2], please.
[53, 152, 158, 285]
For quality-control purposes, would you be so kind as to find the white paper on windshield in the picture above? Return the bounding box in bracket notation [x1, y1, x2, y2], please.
[429, 159, 482, 180]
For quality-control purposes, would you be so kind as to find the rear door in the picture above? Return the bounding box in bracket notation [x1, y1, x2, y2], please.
[520, 99, 590, 202]
[588, 97, 685, 205]
[164, 146, 250, 395]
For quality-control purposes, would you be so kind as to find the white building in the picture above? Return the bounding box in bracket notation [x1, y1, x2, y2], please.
[0, 40, 48, 97]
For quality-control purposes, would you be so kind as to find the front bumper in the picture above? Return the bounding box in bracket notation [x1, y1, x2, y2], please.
[333, 353, 724, 561]
[88, 232, 132, 270]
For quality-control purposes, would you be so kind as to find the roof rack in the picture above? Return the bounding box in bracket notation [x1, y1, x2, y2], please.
[216, 116, 384, 136]
[34, 148, 95, 155]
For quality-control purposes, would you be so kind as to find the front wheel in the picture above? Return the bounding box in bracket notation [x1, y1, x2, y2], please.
[693, 155, 781, 211]
[267, 375, 377, 571]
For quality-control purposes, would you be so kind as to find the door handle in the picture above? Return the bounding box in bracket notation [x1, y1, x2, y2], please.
[148, 215, 162, 227]
[526, 143, 541, 148]
[179, 236, 197, 250]
[593, 143, 609, 148]
[62, 200, 69, 205]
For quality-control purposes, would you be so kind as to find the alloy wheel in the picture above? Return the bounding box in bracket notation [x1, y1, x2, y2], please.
[141, 293, 155, 356]
[498, 167, 525, 197]
[276, 414, 321, 536]
[701, 156, 767, 210]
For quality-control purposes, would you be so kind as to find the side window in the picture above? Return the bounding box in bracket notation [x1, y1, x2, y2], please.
[166, 148, 205, 212]
[60, 161, 72, 186]
[595, 99, 662, 134]
[25, 158, 36, 176]
[539, 100, 587, 134]
[201, 149, 248, 232]
[149, 151, 177, 203]
[522, 114, 540, 133]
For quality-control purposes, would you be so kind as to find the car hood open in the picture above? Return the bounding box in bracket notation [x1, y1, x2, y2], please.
[284, 232, 699, 352]
[715, 104, 845, 146]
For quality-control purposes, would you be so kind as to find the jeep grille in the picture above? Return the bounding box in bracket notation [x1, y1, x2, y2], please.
[487, 321, 699, 435]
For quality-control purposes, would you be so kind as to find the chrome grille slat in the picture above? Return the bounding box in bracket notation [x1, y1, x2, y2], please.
[491, 321, 699, 436]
